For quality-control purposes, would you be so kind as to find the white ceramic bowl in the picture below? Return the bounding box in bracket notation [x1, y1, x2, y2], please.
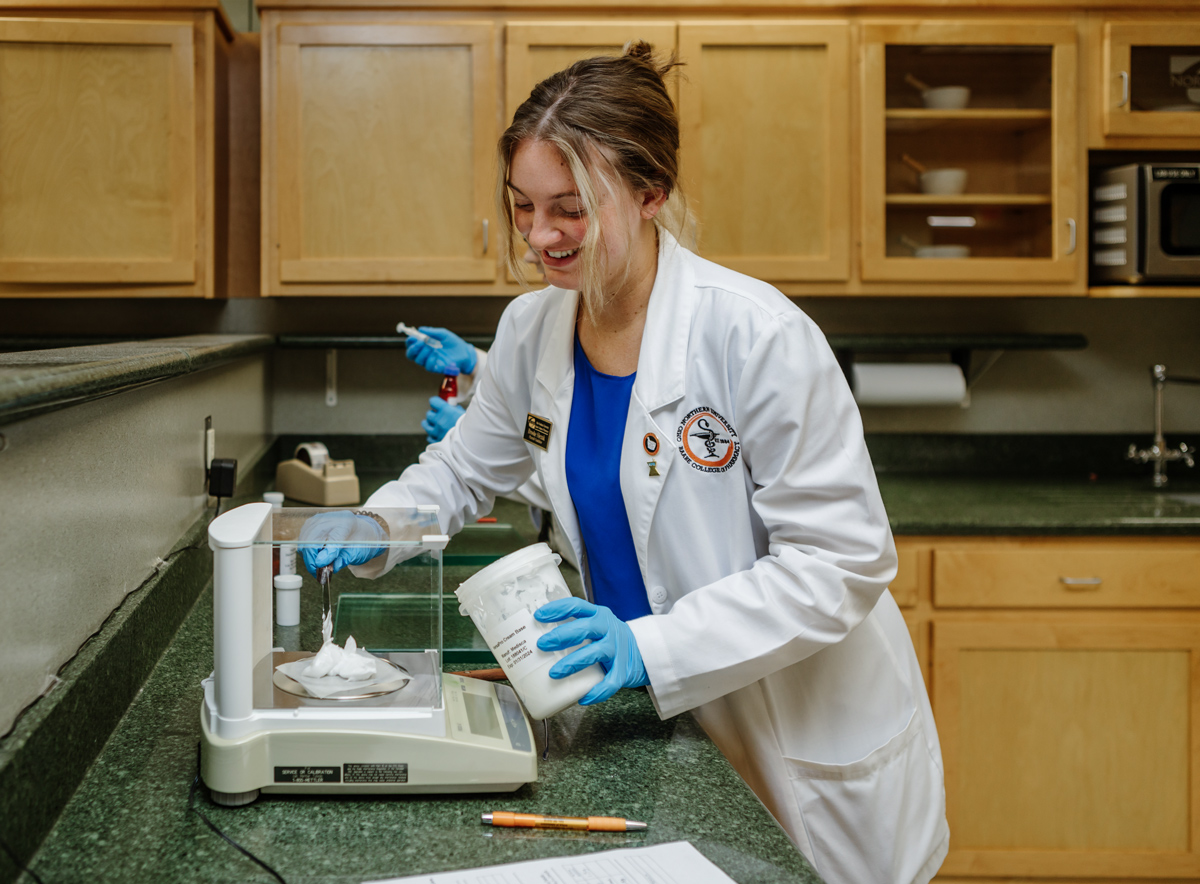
[920, 168, 968, 195]
[915, 245, 970, 259]
[922, 86, 970, 110]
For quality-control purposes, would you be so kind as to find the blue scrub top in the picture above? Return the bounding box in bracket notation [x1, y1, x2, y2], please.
[565, 335, 651, 621]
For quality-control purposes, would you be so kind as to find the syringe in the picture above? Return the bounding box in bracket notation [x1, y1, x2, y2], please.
[396, 322, 442, 348]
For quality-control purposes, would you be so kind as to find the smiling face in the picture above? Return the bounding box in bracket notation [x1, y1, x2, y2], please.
[507, 139, 656, 299]
[507, 140, 589, 289]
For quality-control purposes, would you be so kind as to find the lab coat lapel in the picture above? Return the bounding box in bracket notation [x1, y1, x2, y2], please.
[622, 230, 695, 582]
[531, 288, 587, 579]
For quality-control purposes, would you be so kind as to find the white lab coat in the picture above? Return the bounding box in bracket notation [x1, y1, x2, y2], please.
[458, 350, 578, 570]
[362, 231, 949, 884]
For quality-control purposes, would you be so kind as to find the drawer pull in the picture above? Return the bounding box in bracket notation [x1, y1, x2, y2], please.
[1060, 577, 1103, 590]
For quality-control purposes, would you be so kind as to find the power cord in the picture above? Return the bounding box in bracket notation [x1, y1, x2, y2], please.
[189, 745, 288, 884]
[0, 832, 47, 884]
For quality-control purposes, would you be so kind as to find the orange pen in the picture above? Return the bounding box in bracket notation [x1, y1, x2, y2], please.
[482, 811, 647, 832]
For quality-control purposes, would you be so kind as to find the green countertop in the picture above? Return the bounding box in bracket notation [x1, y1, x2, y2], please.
[879, 475, 1200, 535]
[20, 579, 817, 884]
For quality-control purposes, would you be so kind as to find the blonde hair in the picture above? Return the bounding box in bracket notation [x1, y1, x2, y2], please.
[496, 41, 691, 320]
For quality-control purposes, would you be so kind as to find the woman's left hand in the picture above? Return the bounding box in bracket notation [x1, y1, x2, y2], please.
[534, 598, 649, 704]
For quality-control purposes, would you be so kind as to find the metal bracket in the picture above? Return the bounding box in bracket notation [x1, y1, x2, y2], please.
[325, 349, 338, 407]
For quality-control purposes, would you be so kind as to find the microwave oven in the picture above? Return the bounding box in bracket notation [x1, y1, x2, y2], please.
[1091, 163, 1200, 284]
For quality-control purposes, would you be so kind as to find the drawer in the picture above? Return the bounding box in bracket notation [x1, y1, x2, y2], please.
[933, 540, 1200, 608]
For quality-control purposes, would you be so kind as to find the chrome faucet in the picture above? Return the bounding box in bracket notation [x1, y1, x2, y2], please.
[1126, 364, 1198, 488]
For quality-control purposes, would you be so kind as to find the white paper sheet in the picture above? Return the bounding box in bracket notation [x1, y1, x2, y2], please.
[365, 840, 737, 884]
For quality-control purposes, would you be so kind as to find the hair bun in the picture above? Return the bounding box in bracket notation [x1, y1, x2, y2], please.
[623, 39, 655, 63]
[622, 39, 684, 79]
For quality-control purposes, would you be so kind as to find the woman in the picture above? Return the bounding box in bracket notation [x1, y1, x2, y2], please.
[305, 43, 948, 884]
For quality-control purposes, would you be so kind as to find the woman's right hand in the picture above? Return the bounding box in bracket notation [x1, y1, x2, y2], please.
[297, 511, 387, 576]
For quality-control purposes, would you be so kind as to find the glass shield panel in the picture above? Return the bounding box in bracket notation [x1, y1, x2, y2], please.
[259, 506, 443, 708]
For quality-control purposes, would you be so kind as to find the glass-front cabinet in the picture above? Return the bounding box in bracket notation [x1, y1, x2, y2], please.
[860, 22, 1080, 285]
[1103, 21, 1200, 139]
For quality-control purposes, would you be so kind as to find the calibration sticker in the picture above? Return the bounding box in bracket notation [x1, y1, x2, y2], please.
[677, 407, 740, 473]
[275, 766, 340, 784]
[273, 764, 409, 785]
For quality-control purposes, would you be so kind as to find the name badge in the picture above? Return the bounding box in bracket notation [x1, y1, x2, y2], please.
[524, 413, 552, 450]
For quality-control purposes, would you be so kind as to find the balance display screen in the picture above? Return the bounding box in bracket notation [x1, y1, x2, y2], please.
[463, 692, 502, 739]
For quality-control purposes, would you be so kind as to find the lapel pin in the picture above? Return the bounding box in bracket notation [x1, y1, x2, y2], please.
[647, 460, 659, 477]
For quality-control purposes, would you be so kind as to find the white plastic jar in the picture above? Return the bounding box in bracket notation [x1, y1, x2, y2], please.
[455, 543, 603, 719]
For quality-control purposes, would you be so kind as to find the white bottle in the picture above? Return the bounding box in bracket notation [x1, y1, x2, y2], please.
[455, 543, 603, 720]
[274, 574, 302, 627]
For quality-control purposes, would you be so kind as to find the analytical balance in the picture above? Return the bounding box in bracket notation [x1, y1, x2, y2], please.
[200, 502, 537, 806]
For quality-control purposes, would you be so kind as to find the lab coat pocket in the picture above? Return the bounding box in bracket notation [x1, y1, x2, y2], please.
[782, 710, 948, 884]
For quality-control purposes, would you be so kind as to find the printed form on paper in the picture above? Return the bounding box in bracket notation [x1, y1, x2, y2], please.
[365, 841, 737, 884]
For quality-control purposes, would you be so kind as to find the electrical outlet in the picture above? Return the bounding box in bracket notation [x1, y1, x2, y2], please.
[204, 416, 215, 488]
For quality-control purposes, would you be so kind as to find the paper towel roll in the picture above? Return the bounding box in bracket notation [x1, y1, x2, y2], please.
[852, 363, 967, 407]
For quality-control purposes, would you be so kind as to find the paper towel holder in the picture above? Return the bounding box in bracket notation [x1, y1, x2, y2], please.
[830, 333, 1088, 392]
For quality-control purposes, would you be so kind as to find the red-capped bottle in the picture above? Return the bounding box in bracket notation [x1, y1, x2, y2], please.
[438, 372, 459, 406]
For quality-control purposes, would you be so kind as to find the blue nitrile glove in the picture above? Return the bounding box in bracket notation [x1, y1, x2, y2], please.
[297, 511, 387, 576]
[423, 396, 465, 444]
[534, 598, 649, 705]
[405, 328, 477, 376]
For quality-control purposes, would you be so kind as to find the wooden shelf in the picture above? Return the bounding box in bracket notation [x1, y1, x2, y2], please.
[885, 108, 1052, 133]
[885, 194, 1052, 206]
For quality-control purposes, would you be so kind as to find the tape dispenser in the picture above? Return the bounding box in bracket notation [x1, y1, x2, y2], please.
[274, 442, 360, 506]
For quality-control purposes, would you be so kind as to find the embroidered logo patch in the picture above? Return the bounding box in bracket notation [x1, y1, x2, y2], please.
[523, 413, 552, 451]
[677, 407, 740, 473]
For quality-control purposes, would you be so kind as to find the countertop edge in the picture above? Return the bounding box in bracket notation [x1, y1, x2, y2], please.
[0, 334, 275, 428]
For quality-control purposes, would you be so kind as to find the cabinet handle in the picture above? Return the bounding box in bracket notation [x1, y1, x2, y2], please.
[482, 219, 489, 255]
[1065, 218, 1077, 255]
[1118, 71, 1130, 108]
[1059, 576, 1103, 590]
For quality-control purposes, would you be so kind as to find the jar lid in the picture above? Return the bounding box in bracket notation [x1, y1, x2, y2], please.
[455, 542, 557, 603]
[263, 491, 285, 507]
[274, 574, 302, 590]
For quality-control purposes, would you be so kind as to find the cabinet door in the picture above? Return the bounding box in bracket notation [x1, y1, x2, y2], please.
[860, 21, 1080, 285]
[504, 21, 676, 284]
[267, 21, 496, 292]
[505, 22, 677, 125]
[0, 18, 196, 285]
[677, 22, 851, 282]
[935, 618, 1200, 878]
[1104, 21, 1200, 138]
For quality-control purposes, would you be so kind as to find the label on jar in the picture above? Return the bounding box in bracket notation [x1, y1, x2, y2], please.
[485, 608, 562, 681]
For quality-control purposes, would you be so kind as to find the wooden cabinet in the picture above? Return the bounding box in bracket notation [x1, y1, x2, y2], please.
[914, 535, 1200, 882]
[1101, 19, 1200, 140]
[935, 617, 1200, 879]
[253, 6, 1199, 298]
[261, 16, 496, 295]
[0, 8, 228, 298]
[860, 21, 1083, 287]
[677, 21, 851, 282]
